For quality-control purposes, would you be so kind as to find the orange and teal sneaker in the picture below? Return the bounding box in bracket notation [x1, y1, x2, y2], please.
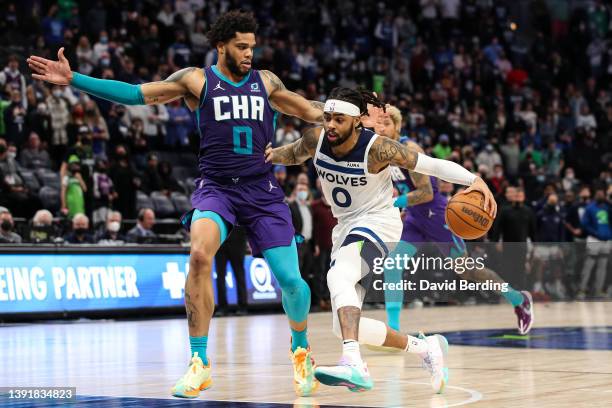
[171, 352, 212, 398]
[290, 346, 319, 396]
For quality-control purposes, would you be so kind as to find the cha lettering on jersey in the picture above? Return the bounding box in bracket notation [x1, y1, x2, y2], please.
[213, 95, 265, 121]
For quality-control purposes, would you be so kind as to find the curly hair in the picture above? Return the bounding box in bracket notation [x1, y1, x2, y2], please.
[207, 10, 258, 47]
[328, 87, 386, 116]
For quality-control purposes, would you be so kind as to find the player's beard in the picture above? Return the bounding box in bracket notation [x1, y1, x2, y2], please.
[226, 51, 247, 77]
[326, 127, 353, 147]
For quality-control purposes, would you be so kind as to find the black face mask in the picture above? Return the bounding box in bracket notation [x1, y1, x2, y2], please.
[75, 228, 88, 236]
[1, 220, 12, 231]
[0, 145, 6, 154]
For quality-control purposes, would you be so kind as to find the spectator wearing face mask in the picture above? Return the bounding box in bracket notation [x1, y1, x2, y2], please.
[0, 137, 39, 218]
[532, 193, 565, 298]
[274, 165, 291, 197]
[561, 167, 579, 193]
[289, 182, 315, 290]
[432, 134, 452, 159]
[5, 89, 27, 145]
[577, 187, 611, 299]
[29, 209, 57, 243]
[46, 85, 71, 163]
[491, 187, 537, 288]
[476, 144, 503, 178]
[0, 207, 22, 243]
[165, 99, 192, 148]
[64, 213, 94, 244]
[0, 55, 27, 110]
[95, 211, 125, 245]
[109, 145, 138, 219]
[92, 158, 116, 224]
[61, 155, 87, 218]
[500, 135, 521, 181]
[310, 178, 336, 310]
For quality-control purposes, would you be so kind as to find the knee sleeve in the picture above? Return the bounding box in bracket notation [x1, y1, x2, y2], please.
[327, 243, 365, 310]
[358, 317, 387, 346]
[263, 239, 311, 322]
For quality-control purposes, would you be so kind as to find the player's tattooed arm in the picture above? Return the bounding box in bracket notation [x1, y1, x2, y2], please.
[260, 70, 324, 123]
[264, 126, 321, 165]
[403, 140, 434, 205]
[367, 136, 418, 174]
[141, 67, 204, 106]
[407, 171, 434, 205]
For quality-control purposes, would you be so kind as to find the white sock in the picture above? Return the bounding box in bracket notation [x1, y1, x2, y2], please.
[404, 335, 429, 355]
[342, 339, 362, 364]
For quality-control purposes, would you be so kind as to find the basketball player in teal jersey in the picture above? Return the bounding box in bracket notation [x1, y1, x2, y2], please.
[375, 106, 533, 337]
[28, 10, 323, 398]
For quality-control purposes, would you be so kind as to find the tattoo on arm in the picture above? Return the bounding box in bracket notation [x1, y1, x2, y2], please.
[368, 137, 418, 173]
[260, 69, 287, 92]
[309, 100, 325, 122]
[164, 67, 197, 83]
[272, 127, 320, 165]
[142, 67, 198, 104]
[407, 171, 434, 206]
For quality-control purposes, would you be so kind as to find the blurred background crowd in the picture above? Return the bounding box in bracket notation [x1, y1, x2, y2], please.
[0, 0, 610, 304]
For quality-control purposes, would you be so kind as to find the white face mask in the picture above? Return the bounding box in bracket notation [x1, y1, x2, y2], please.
[107, 221, 120, 232]
[297, 191, 308, 202]
[7, 152, 16, 160]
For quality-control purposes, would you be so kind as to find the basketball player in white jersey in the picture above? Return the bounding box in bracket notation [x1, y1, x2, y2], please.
[265, 88, 496, 393]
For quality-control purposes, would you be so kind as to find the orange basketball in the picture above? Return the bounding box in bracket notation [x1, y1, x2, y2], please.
[445, 191, 494, 240]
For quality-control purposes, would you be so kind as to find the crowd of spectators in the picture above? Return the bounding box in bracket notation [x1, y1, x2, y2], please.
[0, 1, 610, 301]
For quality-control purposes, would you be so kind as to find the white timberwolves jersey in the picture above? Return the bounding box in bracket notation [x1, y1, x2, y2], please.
[314, 128, 396, 222]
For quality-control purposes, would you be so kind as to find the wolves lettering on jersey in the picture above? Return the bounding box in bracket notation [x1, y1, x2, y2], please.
[197, 66, 277, 179]
[315, 168, 367, 187]
[314, 128, 396, 220]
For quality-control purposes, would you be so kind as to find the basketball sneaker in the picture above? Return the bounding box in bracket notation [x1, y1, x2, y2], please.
[314, 357, 373, 392]
[171, 352, 212, 398]
[419, 333, 449, 394]
[290, 346, 319, 397]
[514, 291, 534, 335]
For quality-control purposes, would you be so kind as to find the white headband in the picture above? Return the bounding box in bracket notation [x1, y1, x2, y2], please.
[324, 99, 361, 117]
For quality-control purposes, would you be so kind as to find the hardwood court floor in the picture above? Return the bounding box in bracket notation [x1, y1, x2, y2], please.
[1, 302, 611, 407]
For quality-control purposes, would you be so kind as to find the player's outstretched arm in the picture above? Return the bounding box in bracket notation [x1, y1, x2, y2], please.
[28, 48, 202, 106]
[259, 70, 324, 123]
[369, 136, 497, 217]
[264, 126, 321, 165]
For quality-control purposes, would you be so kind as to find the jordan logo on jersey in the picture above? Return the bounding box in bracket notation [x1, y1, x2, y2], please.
[213, 95, 265, 121]
[213, 81, 225, 91]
